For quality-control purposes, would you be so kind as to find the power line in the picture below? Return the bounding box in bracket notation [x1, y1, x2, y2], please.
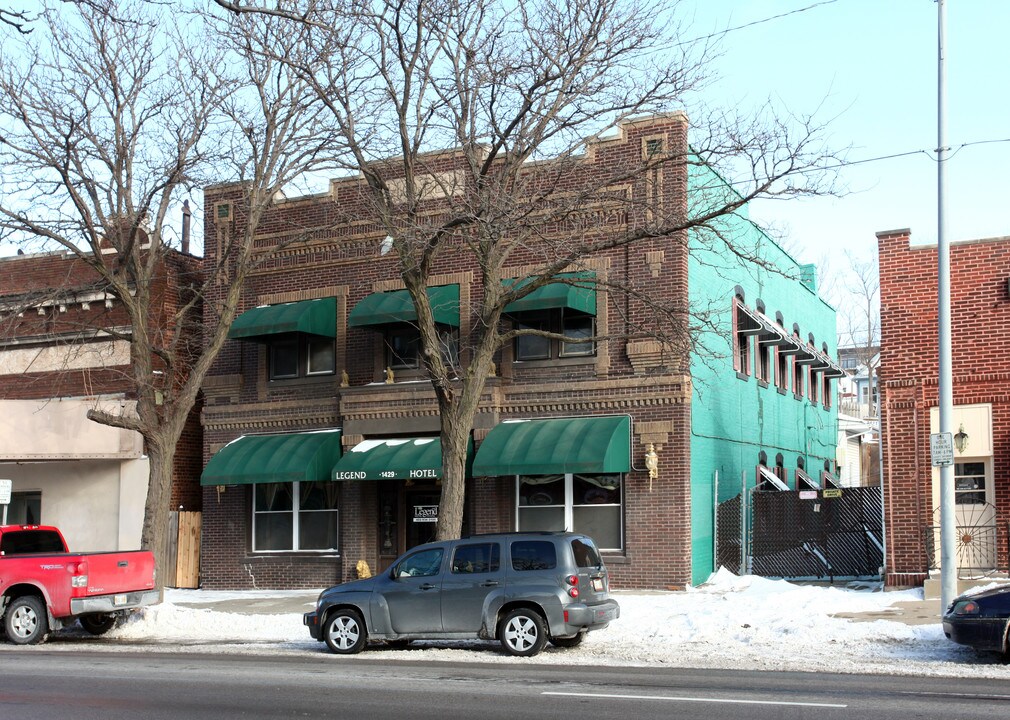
[679, 0, 840, 46]
[817, 137, 1010, 171]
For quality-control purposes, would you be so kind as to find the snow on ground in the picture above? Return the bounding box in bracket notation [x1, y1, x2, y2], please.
[11, 569, 1010, 678]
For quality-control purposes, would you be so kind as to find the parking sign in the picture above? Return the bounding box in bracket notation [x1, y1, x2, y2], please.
[0, 479, 11, 506]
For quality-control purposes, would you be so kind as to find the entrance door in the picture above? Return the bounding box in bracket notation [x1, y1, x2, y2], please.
[406, 490, 440, 549]
[931, 458, 996, 572]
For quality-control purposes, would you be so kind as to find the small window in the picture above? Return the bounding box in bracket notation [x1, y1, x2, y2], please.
[268, 334, 335, 380]
[513, 311, 596, 362]
[792, 353, 804, 398]
[822, 375, 832, 408]
[954, 462, 987, 505]
[510, 540, 558, 571]
[516, 317, 550, 360]
[571, 537, 602, 568]
[395, 548, 444, 577]
[776, 349, 789, 392]
[451, 543, 500, 574]
[560, 312, 595, 357]
[756, 342, 771, 383]
[386, 326, 421, 370]
[645, 139, 664, 157]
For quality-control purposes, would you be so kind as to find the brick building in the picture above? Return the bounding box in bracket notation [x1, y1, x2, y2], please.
[0, 248, 202, 552]
[878, 229, 1010, 587]
[199, 114, 842, 590]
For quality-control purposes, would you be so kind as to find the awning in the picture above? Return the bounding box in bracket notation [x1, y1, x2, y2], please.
[754, 310, 801, 351]
[472, 415, 630, 476]
[228, 297, 336, 341]
[809, 350, 846, 378]
[348, 285, 459, 328]
[503, 272, 596, 316]
[796, 468, 820, 490]
[200, 429, 343, 486]
[757, 465, 789, 491]
[821, 471, 841, 489]
[331, 436, 474, 481]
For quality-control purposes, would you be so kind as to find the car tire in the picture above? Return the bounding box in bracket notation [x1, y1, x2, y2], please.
[548, 633, 584, 648]
[5, 596, 49, 645]
[323, 608, 366, 654]
[79, 613, 118, 636]
[499, 608, 547, 657]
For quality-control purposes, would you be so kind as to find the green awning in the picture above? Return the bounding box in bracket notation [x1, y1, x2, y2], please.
[503, 272, 596, 316]
[472, 415, 630, 476]
[348, 285, 460, 328]
[331, 436, 474, 481]
[200, 429, 343, 486]
[228, 298, 336, 341]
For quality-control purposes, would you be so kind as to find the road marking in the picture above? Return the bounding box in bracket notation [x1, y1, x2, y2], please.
[542, 691, 847, 709]
[901, 691, 1010, 702]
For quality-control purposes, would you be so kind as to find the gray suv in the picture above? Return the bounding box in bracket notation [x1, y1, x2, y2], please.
[303, 532, 620, 657]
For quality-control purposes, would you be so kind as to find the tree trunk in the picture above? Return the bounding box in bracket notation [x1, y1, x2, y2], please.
[141, 441, 176, 593]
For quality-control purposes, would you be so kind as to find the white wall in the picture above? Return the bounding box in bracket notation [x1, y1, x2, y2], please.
[0, 457, 149, 551]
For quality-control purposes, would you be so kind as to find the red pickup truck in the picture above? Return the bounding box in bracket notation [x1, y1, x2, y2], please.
[0, 524, 158, 645]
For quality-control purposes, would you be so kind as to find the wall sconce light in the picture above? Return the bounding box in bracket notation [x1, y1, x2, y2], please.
[644, 443, 659, 491]
[954, 424, 969, 454]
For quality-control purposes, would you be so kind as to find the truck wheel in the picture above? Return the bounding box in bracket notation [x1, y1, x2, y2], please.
[80, 613, 118, 636]
[5, 596, 49, 645]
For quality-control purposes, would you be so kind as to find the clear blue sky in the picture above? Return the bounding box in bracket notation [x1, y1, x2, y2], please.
[684, 0, 1009, 278]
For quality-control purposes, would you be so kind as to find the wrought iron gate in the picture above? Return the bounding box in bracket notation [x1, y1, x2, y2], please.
[717, 486, 883, 581]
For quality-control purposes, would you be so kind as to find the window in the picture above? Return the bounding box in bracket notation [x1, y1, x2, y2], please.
[451, 543, 500, 574]
[252, 481, 339, 552]
[268, 334, 335, 380]
[809, 367, 819, 405]
[385, 326, 459, 370]
[571, 537, 602, 568]
[822, 375, 833, 408]
[516, 473, 622, 551]
[841, 356, 858, 370]
[7, 491, 40, 525]
[510, 540, 558, 571]
[514, 310, 596, 361]
[0, 529, 64, 555]
[756, 341, 771, 383]
[394, 548, 444, 577]
[775, 349, 789, 392]
[792, 353, 804, 398]
[733, 303, 752, 376]
[954, 462, 987, 505]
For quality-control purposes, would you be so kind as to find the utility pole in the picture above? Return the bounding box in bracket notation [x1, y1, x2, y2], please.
[936, 0, 957, 612]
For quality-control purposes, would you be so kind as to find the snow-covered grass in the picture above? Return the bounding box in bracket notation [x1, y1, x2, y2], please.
[10, 569, 1010, 678]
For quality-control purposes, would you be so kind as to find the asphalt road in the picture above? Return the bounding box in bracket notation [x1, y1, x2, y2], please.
[2, 651, 1010, 720]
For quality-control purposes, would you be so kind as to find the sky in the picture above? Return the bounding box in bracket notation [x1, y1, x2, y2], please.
[13, 571, 1010, 679]
[682, 0, 1010, 282]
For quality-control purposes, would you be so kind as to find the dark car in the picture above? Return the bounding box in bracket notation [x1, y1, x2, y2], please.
[303, 532, 620, 657]
[942, 585, 1010, 656]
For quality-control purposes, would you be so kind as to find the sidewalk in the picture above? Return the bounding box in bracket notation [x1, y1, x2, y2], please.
[166, 587, 945, 626]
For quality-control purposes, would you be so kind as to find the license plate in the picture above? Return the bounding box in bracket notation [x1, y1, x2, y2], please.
[113, 594, 128, 606]
[591, 578, 604, 592]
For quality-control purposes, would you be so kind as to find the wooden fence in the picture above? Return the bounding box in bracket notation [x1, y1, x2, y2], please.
[167, 510, 201, 588]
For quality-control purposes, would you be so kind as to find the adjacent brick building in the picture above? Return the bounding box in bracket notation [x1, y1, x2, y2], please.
[199, 114, 842, 590]
[878, 229, 1010, 587]
[0, 248, 202, 552]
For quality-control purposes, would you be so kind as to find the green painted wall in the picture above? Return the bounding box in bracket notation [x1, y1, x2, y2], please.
[687, 163, 838, 586]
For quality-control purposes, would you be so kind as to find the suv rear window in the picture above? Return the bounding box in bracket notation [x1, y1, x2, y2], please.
[570, 537, 602, 568]
[1, 530, 64, 555]
[510, 540, 557, 571]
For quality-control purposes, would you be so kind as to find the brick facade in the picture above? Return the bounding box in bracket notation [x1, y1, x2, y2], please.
[199, 113, 830, 590]
[0, 248, 203, 539]
[878, 229, 1010, 587]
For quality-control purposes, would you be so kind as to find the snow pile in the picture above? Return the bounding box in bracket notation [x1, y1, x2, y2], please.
[20, 569, 1010, 677]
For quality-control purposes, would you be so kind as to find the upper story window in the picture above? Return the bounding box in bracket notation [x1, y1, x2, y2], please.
[385, 325, 459, 370]
[269, 334, 335, 380]
[228, 298, 338, 382]
[506, 272, 597, 363]
[514, 310, 595, 361]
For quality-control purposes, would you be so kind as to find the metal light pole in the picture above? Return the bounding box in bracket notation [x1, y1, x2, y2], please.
[936, 0, 957, 612]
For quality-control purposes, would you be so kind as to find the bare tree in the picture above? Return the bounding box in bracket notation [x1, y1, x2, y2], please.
[214, 0, 840, 541]
[838, 249, 880, 417]
[0, 1, 337, 585]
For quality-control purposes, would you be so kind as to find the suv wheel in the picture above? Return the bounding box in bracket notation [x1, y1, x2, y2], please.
[499, 608, 547, 657]
[323, 608, 366, 654]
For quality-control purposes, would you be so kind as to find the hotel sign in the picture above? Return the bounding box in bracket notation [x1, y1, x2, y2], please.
[413, 505, 438, 523]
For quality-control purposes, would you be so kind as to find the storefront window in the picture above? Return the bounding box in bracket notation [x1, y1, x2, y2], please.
[516, 473, 622, 551]
[253, 481, 339, 552]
